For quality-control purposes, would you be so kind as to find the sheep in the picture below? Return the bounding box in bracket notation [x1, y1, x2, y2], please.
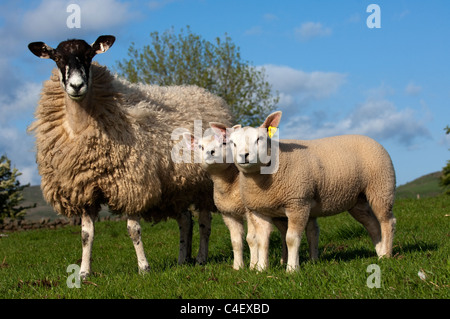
[27, 35, 233, 278]
[183, 123, 323, 270]
[229, 111, 397, 272]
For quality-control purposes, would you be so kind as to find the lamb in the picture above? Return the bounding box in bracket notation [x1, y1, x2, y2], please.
[183, 123, 323, 270]
[229, 111, 397, 272]
[27, 35, 233, 278]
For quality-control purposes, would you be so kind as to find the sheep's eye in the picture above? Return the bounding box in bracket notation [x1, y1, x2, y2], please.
[198, 145, 204, 151]
[256, 136, 264, 144]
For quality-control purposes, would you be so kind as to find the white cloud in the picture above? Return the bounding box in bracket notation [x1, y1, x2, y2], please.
[282, 98, 431, 147]
[0, 81, 41, 185]
[261, 65, 429, 147]
[1, 0, 136, 44]
[263, 13, 279, 22]
[262, 64, 347, 113]
[244, 26, 263, 36]
[0, 82, 41, 125]
[405, 82, 422, 96]
[294, 22, 332, 42]
[263, 64, 347, 98]
[148, 0, 179, 11]
[0, 125, 40, 186]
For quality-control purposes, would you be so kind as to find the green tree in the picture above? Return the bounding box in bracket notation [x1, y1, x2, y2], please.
[440, 125, 450, 195]
[116, 26, 279, 126]
[0, 155, 29, 222]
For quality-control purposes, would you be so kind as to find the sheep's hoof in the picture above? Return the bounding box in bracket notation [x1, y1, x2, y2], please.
[195, 256, 207, 265]
[79, 271, 90, 280]
[138, 266, 151, 275]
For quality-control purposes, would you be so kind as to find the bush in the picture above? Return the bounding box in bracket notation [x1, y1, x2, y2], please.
[0, 155, 29, 222]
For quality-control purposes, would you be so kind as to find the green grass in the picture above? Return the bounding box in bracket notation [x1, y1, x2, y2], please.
[1, 196, 449, 299]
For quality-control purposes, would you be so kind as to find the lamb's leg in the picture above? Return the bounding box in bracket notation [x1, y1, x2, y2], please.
[305, 217, 320, 261]
[176, 210, 193, 264]
[370, 202, 396, 257]
[127, 215, 150, 273]
[245, 210, 258, 270]
[272, 217, 288, 265]
[285, 205, 310, 272]
[80, 209, 97, 279]
[222, 214, 245, 270]
[349, 201, 382, 255]
[250, 212, 273, 271]
[196, 209, 212, 265]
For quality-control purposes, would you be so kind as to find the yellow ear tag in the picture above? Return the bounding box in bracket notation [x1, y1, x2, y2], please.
[268, 126, 277, 138]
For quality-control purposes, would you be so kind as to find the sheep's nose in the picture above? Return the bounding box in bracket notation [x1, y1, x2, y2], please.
[70, 82, 84, 92]
[209, 150, 215, 156]
[239, 153, 250, 163]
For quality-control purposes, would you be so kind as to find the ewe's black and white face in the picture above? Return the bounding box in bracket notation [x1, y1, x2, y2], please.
[28, 35, 115, 101]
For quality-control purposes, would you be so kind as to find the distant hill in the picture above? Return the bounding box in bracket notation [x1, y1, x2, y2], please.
[21, 185, 111, 221]
[395, 171, 444, 199]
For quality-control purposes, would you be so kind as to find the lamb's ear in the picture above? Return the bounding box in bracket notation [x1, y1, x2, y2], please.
[209, 122, 228, 139]
[28, 42, 55, 59]
[260, 111, 282, 128]
[91, 35, 116, 54]
[182, 132, 195, 150]
[232, 124, 242, 130]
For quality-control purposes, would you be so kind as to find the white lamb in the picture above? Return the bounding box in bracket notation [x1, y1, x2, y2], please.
[184, 123, 324, 270]
[229, 111, 397, 272]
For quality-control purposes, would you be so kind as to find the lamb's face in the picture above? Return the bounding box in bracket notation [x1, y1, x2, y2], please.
[183, 124, 234, 172]
[28, 35, 115, 101]
[229, 126, 272, 174]
[197, 134, 230, 171]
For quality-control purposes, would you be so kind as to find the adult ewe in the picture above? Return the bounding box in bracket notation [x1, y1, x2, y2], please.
[27, 35, 232, 278]
[229, 111, 396, 272]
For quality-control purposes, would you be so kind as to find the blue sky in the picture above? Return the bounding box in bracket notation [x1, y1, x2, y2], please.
[0, 0, 449, 187]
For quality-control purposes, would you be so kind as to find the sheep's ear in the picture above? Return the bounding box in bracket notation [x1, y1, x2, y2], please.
[28, 42, 55, 59]
[182, 132, 195, 150]
[91, 35, 115, 54]
[260, 111, 282, 129]
[210, 122, 228, 139]
[232, 124, 242, 130]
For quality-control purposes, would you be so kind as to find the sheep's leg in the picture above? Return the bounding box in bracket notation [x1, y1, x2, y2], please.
[222, 214, 245, 270]
[370, 203, 396, 257]
[379, 214, 396, 257]
[127, 215, 150, 273]
[176, 210, 193, 264]
[285, 205, 310, 272]
[250, 212, 273, 271]
[196, 209, 212, 265]
[305, 217, 320, 261]
[80, 209, 97, 279]
[272, 217, 288, 265]
[349, 201, 382, 255]
[245, 210, 258, 270]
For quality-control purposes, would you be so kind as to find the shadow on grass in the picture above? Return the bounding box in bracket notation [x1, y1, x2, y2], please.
[319, 247, 375, 262]
[395, 241, 438, 255]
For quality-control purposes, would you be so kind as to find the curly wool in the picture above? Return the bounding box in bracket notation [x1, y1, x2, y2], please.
[28, 63, 233, 221]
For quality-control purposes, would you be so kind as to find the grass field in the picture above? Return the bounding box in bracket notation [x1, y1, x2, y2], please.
[1, 195, 449, 299]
